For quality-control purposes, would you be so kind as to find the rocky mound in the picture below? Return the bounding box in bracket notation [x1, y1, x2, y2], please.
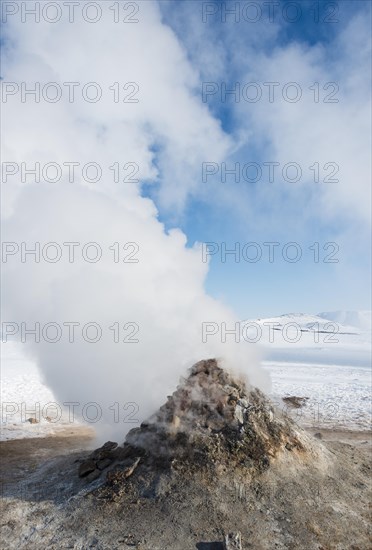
[126, 358, 307, 467]
[78, 359, 313, 489]
[2, 359, 370, 550]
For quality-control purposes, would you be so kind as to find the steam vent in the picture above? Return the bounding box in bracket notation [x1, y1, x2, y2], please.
[2, 359, 371, 549]
[79, 359, 312, 485]
[73, 358, 372, 549]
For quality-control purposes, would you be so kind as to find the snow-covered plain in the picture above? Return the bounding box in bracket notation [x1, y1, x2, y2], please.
[1, 311, 371, 440]
[0, 342, 83, 440]
[243, 311, 371, 431]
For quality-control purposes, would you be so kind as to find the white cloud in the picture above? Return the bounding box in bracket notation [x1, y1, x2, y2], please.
[2, 1, 232, 213]
[1, 1, 266, 441]
[164, 4, 371, 229]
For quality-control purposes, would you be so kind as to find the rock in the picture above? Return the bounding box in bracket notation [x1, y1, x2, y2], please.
[234, 405, 245, 424]
[226, 387, 240, 400]
[217, 394, 229, 415]
[97, 458, 113, 470]
[224, 531, 242, 550]
[282, 396, 309, 409]
[27, 417, 38, 424]
[85, 469, 101, 483]
[122, 457, 140, 479]
[92, 441, 118, 460]
[106, 457, 141, 487]
[101, 441, 118, 452]
[314, 432, 323, 439]
[170, 415, 180, 430]
[78, 459, 97, 478]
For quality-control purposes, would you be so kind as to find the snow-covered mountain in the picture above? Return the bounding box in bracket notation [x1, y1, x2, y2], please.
[250, 311, 371, 336]
[242, 311, 371, 367]
[317, 310, 371, 332]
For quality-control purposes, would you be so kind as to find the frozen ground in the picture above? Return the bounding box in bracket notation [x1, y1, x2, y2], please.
[265, 361, 371, 431]
[0, 342, 83, 441]
[245, 311, 371, 431]
[1, 311, 371, 440]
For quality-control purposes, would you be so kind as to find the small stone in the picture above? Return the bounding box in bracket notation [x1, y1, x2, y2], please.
[106, 457, 141, 486]
[314, 432, 323, 439]
[227, 387, 240, 400]
[234, 405, 245, 424]
[27, 417, 38, 424]
[92, 441, 118, 460]
[282, 396, 309, 409]
[101, 441, 118, 452]
[85, 469, 101, 483]
[97, 458, 113, 470]
[217, 396, 228, 415]
[78, 459, 97, 478]
[122, 457, 140, 479]
[224, 531, 242, 550]
[170, 415, 180, 430]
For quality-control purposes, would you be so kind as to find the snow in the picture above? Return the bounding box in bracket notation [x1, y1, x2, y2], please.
[0, 342, 82, 441]
[317, 310, 372, 332]
[265, 361, 371, 431]
[244, 311, 371, 431]
[1, 311, 371, 439]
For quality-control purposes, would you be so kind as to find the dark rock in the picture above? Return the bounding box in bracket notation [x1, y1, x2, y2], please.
[27, 417, 38, 424]
[92, 441, 118, 460]
[97, 458, 113, 470]
[78, 459, 97, 478]
[282, 396, 309, 409]
[101, 441, 118, 452]
[85, 469, 101, 483]
[314, 432, 323, 439]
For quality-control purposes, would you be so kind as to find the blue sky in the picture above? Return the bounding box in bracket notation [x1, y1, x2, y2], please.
[1, 0, 371, 419]
[2, 0, 371, 322]
[149, 0, 372, 318]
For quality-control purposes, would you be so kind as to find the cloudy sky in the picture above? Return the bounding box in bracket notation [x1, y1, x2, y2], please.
[1, 0, 371, 434]
[2, 0, 371, 319]
[160, 0, 371, 318]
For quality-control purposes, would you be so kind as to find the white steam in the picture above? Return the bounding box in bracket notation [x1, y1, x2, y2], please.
[1, 2, 267, 441]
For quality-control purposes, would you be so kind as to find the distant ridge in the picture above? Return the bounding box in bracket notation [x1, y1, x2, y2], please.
[317, 311, 371, 332]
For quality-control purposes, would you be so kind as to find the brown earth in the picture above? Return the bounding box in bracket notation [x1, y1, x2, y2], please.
[0, 360, 371, 550]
